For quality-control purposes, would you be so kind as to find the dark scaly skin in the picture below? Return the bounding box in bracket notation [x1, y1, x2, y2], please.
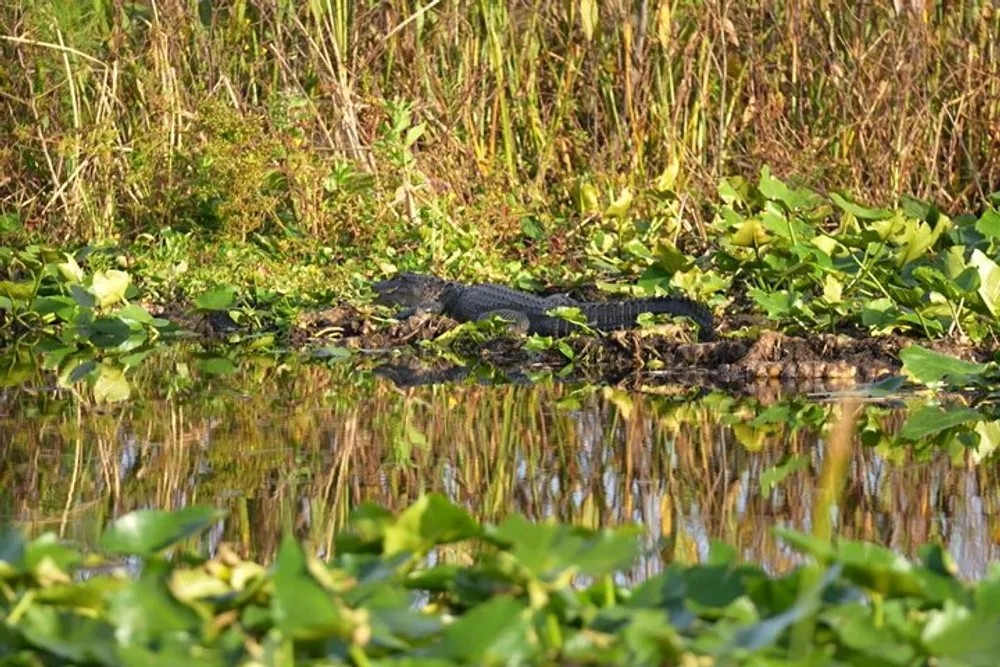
[373, 272, 716, 341]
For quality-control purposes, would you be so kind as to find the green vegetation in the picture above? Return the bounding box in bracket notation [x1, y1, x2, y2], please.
[3, 493, 1000, 665]
[3, 1, 1000, 352]
[7, 1, 1000, 662]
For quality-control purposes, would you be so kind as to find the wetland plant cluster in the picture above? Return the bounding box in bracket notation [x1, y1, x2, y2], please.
[2, 495, 1000, 666]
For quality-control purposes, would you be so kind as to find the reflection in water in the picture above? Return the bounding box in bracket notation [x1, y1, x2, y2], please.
[2, 348, 999, 579]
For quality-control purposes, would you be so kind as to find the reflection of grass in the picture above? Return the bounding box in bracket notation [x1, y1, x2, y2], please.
[3, 354, 999, 573]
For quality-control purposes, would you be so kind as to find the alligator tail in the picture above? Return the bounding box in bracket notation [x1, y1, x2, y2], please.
[582, 297, 716, 341]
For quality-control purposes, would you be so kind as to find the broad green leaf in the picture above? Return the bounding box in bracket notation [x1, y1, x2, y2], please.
[271, 534, 353, 639]
[32, 296, 77, 321]
[830, 193, 892, 220]
[90, 270, 131, 308]
[492, 514, 640, 580]
[604, 188, 633, 219]
[758, 166, 825, 210]
[899, 345, 988, 385]
[923, 604, 1000, 667]
[975, 207, 1000, 240]
[426, 596, 532, 663]
[760, 455, 810, 496]
[576, 182, 601, 213]
[729, 218, 769, 247]
[55, 254, 84, 283]
[0, 280, 35, 300]
[116, 304, 155, 324]
[88, 316, 132, 348]
[971, 249, 1000, 317]
[383, 494, 480, 556]
[751, 289, 794, 318]
[198, 356, 236, 375]
[194, 285, 237, 311]
[0, 212, 22, 234]
[108, 563, 202, 647]
[101, 506, 225, 556]
[93, 364, 131, 403]
[899, 405, 983, 440]
[69, 283, 96, 308]
[16, 606, 118, 664]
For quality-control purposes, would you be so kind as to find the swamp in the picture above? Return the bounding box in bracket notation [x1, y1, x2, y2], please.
[4, 0, 1000, 664]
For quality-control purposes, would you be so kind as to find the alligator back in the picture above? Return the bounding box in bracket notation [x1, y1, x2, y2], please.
[576, 297, 716, 341]
[440, 283, 715, 341]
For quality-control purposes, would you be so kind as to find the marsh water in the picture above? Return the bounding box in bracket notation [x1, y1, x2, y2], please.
[3, 346, 999, 580]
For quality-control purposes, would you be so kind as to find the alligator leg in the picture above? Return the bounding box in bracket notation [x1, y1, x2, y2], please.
[396, 301, 445, 320]
[475, 309, 531, 335]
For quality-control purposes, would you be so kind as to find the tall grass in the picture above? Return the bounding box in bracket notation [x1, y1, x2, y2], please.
[2, 0, 999, 243]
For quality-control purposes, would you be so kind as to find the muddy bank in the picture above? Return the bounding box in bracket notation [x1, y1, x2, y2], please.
[285, 305, 997, 390]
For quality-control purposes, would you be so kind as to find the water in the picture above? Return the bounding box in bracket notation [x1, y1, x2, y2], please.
[2, 346, 998, 579]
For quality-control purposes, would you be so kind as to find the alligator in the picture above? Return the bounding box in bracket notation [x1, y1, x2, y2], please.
[372, 272, 716, 341]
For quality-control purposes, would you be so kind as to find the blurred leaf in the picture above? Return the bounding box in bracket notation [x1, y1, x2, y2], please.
[0, 212, 23, 234]
[272, 534, 353, 639]
[604, 188, 633, 219]
[492, 514, 640, 580]
[384, 494, 481, 556]
[90, 270, 131, 308]
[899, 405, 982, 440]
[975, 208, 1000, 240]
[899, 346, 988, 386]
[101, 506, 225, 556]
[830, 193, 893, 220]
[760, 455, 810, 496]
[425, 596, 532, 662]
[93, 364, 131, 403]
[194, 286, 237, 311]
[971, 249, 1000, 317]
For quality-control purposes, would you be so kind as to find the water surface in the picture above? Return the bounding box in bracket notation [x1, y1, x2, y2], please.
[2, 346, 998, 579]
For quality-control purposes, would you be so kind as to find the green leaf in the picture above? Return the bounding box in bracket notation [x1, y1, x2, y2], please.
[604, 188, 633, 219]
[16, 605, 118, 664]
[971, 249, 1000, 317]
[899, 405, 983, 440]
[899, 346, 988, 386]
[426, 596, 532, 663]
[100, 506, 226, 556]
[108, 562, 202, 647]
[271, 534, 352, 639]
[55, 254, 84, 283]
[87, 316, 132, 348]
[116, 304, 155, 324]
[923, 604, 1000, 667]
[975, 207, 1000, 240]
[32, 296, 77, 321]
[90, 270, 131, 308]
[492, 514, 640, 580]
[751, 289, 794, 319]
[0, 211, 23, 234]
[198, 356, 236, 375]
[0, 280, 36, 300]
[830, 193, 893, 220]
[69, 283, 96, 308]
[93, 364, 131, 403]
[194, 285, 237, 311]
[759, 455, 810, 496]
[758, 166, 825, 210]
[383, 494, 481, 556]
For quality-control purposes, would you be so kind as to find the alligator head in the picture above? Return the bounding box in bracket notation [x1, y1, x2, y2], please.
[372, 272, 450, 308]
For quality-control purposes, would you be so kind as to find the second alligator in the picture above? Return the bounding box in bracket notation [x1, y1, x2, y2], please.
[373, 272, 716, 341]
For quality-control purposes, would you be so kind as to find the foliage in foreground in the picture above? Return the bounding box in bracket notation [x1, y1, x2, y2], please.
[1, 495, 999, 666]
